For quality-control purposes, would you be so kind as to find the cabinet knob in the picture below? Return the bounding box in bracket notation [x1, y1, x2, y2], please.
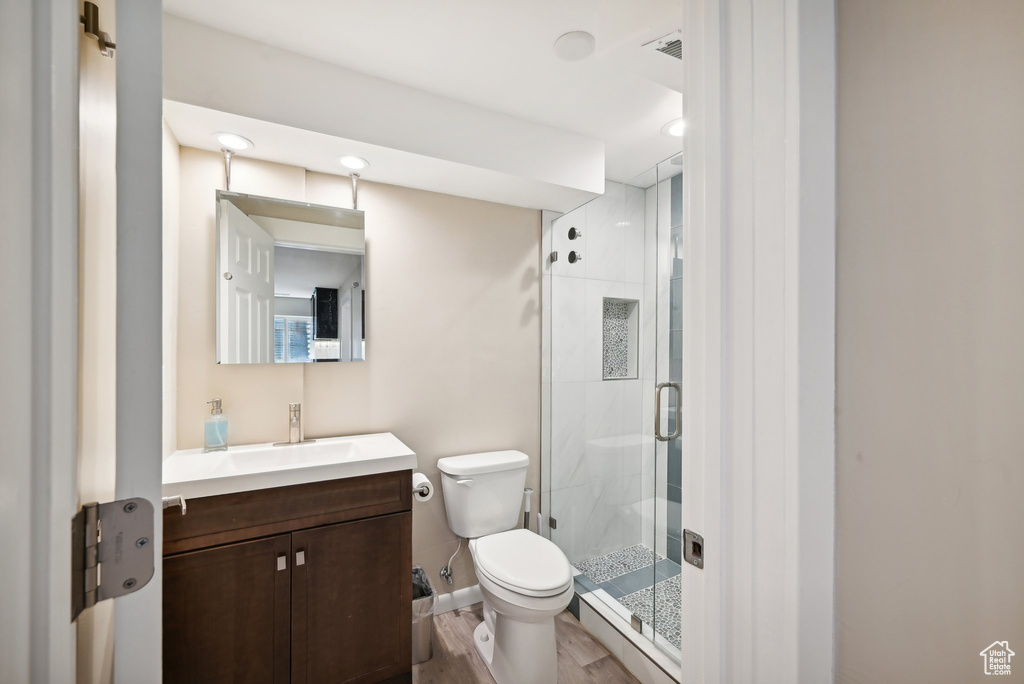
[296, 550, 306, 566]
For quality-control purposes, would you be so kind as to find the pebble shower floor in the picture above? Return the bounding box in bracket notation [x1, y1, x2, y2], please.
[574, 544, 682, 650]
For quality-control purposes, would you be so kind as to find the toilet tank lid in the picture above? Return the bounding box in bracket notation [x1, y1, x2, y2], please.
[437, 450, 529, 476]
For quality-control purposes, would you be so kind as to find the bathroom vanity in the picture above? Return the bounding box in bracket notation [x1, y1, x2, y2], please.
[162, 434, 416, 684]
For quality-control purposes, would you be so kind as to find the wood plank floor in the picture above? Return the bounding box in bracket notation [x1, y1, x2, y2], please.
[413, 603, 640, 684]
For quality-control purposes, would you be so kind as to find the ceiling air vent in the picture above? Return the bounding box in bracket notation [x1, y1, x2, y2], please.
[644, 31, 682, 60]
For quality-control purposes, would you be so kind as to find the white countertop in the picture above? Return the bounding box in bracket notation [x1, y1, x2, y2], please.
[162, 432, 417, 500]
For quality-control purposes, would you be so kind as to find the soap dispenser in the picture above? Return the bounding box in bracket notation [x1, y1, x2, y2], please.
[204, 399, 228, 452]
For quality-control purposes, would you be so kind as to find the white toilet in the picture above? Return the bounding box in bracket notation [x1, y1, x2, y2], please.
[437, 450, 573, 684]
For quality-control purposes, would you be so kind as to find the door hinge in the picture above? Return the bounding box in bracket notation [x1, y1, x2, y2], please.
[683, 529, 704, 569]
[548, 516, 558, 530]
[80, 1, 116, 57]
[71, 498, 155, 622]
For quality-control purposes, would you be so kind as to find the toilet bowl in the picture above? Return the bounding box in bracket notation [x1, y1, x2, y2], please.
[437, 451, 573, 684]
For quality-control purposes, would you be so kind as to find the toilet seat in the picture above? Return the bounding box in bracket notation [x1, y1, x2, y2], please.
[471, 529, 573, 598]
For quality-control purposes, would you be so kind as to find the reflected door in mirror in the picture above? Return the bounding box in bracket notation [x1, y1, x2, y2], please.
[218, 201, 274, 364]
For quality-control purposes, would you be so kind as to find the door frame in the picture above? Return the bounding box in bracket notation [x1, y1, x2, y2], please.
[0, 0, 80, 680]
[682, 0, 837, 681]
[0, 0, 163, 681]
[113, 0, 164, 681]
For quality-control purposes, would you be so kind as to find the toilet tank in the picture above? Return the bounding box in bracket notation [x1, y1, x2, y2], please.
[436, 450, 529, 538]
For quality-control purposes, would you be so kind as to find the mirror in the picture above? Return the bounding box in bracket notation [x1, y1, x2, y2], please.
[216, 191, 365, 364]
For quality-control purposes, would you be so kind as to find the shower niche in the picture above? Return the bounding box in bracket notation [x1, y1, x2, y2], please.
[602, 297, 639, 380]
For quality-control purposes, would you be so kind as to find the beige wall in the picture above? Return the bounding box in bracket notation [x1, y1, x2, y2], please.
[173, 147, 542, 591]
[162, 121, 180, 458]
[837, 2, 1024, 681]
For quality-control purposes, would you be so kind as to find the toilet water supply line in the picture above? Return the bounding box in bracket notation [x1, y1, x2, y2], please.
[440, 537, 461, 585]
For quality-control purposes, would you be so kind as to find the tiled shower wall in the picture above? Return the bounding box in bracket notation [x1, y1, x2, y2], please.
[544, 181, 652, 564]
[542, 172, 682, 568]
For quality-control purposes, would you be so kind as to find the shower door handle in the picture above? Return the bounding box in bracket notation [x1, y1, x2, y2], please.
[654, 382, 681, 441]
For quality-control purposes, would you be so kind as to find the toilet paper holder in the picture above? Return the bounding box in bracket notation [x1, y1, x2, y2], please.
[412, 473, 434, 503]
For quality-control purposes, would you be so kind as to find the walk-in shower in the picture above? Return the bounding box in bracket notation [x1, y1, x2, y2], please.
[543, 154, 683, 665]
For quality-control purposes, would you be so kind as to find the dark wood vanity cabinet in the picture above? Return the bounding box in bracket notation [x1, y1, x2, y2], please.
[163, 471, 412, 684]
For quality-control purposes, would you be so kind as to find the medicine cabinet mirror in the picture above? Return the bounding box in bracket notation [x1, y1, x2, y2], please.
[215, 190, 366, 364]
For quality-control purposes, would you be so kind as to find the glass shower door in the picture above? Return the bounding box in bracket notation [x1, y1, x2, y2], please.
[546, 153, 683, 661]
[650, 156, 684, 656]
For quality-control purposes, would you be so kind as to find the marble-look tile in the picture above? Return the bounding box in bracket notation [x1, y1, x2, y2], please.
[623, 185, 647, 285]
[553, 477, 641, 564]
[551, 207, 586, 278]
[640, 494, 656, 552]
[589, 475, 644, 560]
[585, 182, 626, 282]
[552, 275, 586, 382]
[583, 380, 645, 487]
[550, 381, 587, 490]
[670, 174, 683, 229]
[550, 482, 597, 564]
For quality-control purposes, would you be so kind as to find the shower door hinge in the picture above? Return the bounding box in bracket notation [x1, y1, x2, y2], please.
[71, 498, 155, 622]
[548, 516, 558, 530]
[683, 529, 704, 569]
[550, 251, 559, 263]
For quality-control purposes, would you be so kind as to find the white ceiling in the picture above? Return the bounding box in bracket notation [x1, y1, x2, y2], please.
[162, 0, 683, 184]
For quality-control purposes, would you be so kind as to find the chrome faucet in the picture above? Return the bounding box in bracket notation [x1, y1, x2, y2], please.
[273, 403, 316, 446]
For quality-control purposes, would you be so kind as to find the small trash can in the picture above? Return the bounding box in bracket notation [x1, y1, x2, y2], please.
[412, 566, 436, 665]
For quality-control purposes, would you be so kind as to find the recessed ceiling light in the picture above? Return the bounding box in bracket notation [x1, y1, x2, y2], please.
[340, 155, 369, 170]
[661, 119, 686, 137]
[213, 132, 253, 151]
[554, 31, 596, 61]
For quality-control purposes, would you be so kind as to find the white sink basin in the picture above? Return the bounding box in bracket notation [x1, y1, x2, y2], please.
[163, 432, 417, 500]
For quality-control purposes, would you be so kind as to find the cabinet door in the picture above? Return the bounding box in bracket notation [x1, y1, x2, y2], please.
[291, 512, 412, 684]
[164, 535, 291, 684]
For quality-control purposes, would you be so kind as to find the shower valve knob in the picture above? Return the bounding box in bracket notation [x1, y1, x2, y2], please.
[568, 227, 583, 240]
[568, 251, 582, 264]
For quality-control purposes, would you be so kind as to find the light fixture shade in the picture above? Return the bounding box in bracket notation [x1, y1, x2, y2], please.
[554, 31, 596, 61]
[340, 155, 369, 170]
[214, 132, 253, 151]
[661, 118, 686, 137]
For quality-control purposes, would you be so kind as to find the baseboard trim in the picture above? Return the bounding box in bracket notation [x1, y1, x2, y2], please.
[434, 584, 483, 615]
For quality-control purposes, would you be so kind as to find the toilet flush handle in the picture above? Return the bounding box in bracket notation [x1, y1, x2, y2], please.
[456, 478, 475, 487]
